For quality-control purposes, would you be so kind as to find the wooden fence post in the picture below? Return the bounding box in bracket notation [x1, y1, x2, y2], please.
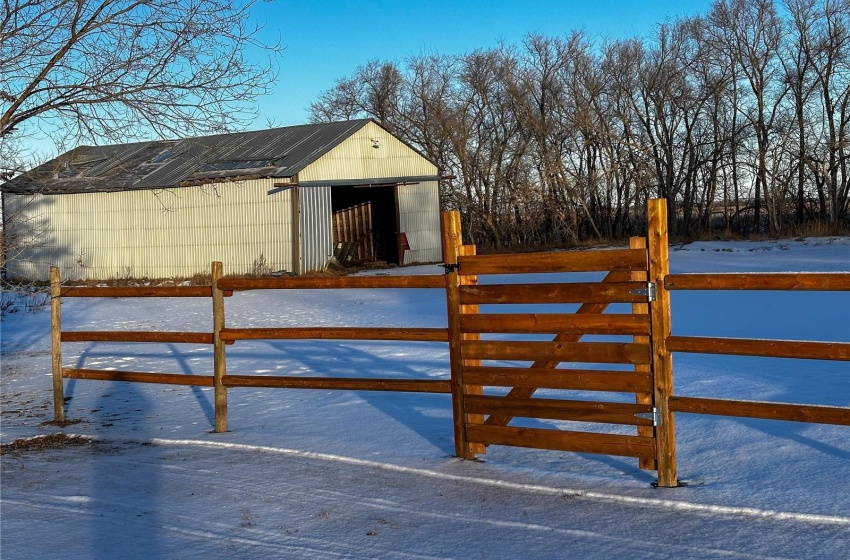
[630, 236, 656, 471]
[647, 199, 678, 487]
[212, 261, 228, 432]
[442, 211, 474, 459]
[50, 266, 65, 423]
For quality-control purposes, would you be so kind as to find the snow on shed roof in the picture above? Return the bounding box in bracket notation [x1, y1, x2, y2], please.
[2, 119, 377, 195]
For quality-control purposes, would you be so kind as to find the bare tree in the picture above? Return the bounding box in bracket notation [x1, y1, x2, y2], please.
[309, 60, 404, 131]
[0, 0, 279, 311]
[784, 0, 821, 224]
[308, 0, 848, 246]
[707, 0, 788, 234]
[1, 0, 279, 149]
[790, 0, 850, 227]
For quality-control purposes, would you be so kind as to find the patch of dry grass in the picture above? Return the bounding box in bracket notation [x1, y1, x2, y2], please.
[0, 433, 91, 454]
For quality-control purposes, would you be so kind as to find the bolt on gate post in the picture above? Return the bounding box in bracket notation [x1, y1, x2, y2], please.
[647, 199, 678, 487]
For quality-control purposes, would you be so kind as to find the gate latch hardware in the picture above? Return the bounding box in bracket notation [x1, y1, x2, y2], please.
[441, 263, 460, 274]
[634, 407, 661, 426]
[630, 282, 657, 302]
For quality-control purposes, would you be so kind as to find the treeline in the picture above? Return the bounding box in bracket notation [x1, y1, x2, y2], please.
[310, 0, 849, 247]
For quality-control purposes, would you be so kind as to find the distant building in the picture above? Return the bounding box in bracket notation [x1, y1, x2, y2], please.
[1, 119, 443, 280]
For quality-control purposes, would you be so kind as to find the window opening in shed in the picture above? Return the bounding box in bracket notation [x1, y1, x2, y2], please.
[150, 149, 175, 164]
[69, 154, 108, 168]
[331, 185, 400, 265]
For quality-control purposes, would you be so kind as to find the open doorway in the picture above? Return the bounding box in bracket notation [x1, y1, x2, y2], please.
[331, 185, 400, 265]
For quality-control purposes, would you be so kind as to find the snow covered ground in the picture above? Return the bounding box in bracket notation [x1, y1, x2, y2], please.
[2, 238, 849, 559]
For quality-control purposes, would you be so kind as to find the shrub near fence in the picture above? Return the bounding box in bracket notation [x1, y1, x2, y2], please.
[48, 200, 850, 487]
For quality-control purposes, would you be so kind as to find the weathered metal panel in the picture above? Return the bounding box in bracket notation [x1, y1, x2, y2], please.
[4, 179, 294, 281]
[298, 186, 334, 273]
[298, 121, 437, 183]
[397, 181, 442, 265]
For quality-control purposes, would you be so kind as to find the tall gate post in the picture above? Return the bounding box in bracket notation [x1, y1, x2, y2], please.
[442, 211, 475, 459]
[647, 199, 678, 487]
[212, 261, 229, 432]
[50, 266, 65, 423]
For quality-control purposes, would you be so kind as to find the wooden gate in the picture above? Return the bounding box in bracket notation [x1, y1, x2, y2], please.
[442, 210, 673, 480]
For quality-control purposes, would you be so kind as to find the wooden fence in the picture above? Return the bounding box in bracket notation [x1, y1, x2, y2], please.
[663, 273, 850, 426]
[49, 199, 850, 487]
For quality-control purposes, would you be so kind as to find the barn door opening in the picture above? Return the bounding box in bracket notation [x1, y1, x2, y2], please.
[331, 185, 400, 265]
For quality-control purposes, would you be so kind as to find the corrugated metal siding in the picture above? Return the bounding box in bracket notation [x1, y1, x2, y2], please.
[4, 179, 294, 281]
[298, 186, 333, 273]
[397, 182, 442, 264]
[298, 121, 437, 182]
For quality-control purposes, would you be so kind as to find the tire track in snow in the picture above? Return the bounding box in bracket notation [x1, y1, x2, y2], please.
[0, 497, 454, 560]
[83, 434, 850, 526]
[145, 437, 850, 527]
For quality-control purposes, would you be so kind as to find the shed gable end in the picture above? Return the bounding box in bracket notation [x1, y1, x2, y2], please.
[297, 121, 437, 183]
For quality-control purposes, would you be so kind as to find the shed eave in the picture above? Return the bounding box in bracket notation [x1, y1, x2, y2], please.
[298, 176, 442, 188]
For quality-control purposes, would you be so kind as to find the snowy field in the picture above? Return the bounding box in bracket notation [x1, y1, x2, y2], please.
[2, 238, 849, 559]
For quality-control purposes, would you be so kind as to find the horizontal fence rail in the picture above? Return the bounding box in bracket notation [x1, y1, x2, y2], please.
[457, 248, 647, 275]
[459, 313, 650, 335]
[219, 327, 448, 343]
[218, 275, 445, 291]
[665, 336, 850, 361]
[61, 331, 213, 344]
[63, 369, 214, 387]
[665, 273, 850, 291]
[465, 425, 657, 459]
[59, 286, 214, 298]
[463, 395, 655, 426]
[457, 282, 649, 305]
[463, 367, 653, 393]
[669, 396, 850, 426]
[222, 376, 451, 393]
[462, 340, 652, 365]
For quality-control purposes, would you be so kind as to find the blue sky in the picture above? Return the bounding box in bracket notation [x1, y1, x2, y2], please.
[15, 0, 716, 160]
[255, 0, 715, 127]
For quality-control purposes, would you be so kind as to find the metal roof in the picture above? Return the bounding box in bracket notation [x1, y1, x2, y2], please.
[2, 119, 374, 195]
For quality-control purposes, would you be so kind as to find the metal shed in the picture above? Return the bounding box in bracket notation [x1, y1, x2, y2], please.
[1, 120, 443, 281]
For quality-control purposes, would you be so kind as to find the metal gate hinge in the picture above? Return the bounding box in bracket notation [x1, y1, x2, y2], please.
[630, 282, 657, 302]
[441, 263, 460, 274]
[634, 407, 661, 426]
